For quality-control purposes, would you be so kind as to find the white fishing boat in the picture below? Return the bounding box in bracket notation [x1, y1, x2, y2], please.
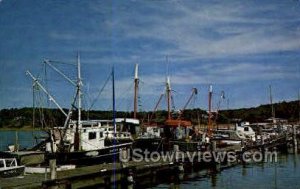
[25, 56, 133, 166]
[236, 121, 256, 141]
[211, 130, 242, 146]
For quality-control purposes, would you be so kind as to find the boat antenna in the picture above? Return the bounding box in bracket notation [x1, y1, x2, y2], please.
[133, 63, 139, 119]
[208, 85, 213, 137]
[112, 66, 116, 134]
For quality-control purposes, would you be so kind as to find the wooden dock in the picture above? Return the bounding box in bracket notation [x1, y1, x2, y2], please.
[0, 159, 178, 189]
[1, 131, 299, 189]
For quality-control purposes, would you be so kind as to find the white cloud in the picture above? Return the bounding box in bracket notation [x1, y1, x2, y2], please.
[114, 1, 300, 59]
[133, 62, 298, 87]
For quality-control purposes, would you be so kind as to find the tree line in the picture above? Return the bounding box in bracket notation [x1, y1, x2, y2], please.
[0, 100, 299, 129]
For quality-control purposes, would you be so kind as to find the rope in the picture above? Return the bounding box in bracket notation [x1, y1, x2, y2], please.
[89, 73, 112, 111]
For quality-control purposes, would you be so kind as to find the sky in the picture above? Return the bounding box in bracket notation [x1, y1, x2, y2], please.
[0, 0, 299, 112]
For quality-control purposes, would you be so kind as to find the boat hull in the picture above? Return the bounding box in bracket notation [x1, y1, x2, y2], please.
[134, 138, 164, 152]
[170, 140, 207, 152]
[212, 139, 242, 147]
[0, 166, 25, 178]
[46, 143, 132, 166]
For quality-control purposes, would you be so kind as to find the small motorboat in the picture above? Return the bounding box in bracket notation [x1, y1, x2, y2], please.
[0, 158, 25, 178]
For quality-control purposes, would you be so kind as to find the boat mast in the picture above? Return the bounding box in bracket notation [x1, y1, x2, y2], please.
[77, 53, 82, 129]
[165, 55, 172, 120]
[298, 90, 300, 124]
[133, 64, 139, 119]
[73, 53, 82, 152]
[166, 76, 171, 120]
[269, 85, 275, 123]
[208, 85, 213, 137]
[43, 58, 77, 131]
[112, 66, 116, 134]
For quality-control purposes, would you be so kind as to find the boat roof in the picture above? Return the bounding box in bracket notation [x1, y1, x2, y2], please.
[115, 118, 140, 124]
[164, 119, 192, 127]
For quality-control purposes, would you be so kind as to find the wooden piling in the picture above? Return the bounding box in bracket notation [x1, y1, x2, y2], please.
[50, 159, 57, 180]
[211, 141, 217, 152]
[293, 125, 298, 153]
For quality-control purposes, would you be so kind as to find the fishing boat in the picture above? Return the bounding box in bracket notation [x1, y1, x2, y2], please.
[163, 78, 207, 152]
[25, 56, 133, 166]
[235, 121, 256, 141]
[210, 122, 256, 147]
[134, 124, 165, 152]
[136, 75, 206, 152]
[125, 64, 165, 152]
[45, 120, 133, 165]
[211, 130, 243, 146]
[0, 158, 25, 178]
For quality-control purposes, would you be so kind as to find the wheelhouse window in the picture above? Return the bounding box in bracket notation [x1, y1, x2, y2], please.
[99, 132, 103, 138]
[0, 160, 4, 168]
[88, 132, 97, 140]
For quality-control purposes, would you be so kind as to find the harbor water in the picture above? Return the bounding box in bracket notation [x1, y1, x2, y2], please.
[0, 130, 46, 151]
[149, 154, 300, 189]
[0, 131, 300, 189]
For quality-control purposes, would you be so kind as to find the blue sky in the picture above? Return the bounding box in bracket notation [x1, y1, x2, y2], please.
[0, 0, 299, 112]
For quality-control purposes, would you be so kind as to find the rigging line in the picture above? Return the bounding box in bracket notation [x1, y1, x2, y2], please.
[89, 73, 112, 111]
[44, 62, 50, 107]
[48, 60, 77, 66]
[44, 60, 76, 86]
[37, 90, 45, 128]
[116, 81, 134, 111]
[171, 94, 176, 111]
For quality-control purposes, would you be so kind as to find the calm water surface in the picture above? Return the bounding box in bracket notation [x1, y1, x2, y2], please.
[0, 130, 46, 151]
[1, 131, 299, 189]
[152, 154, 300, 189]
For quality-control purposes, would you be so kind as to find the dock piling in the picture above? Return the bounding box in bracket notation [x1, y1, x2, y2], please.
[293, 125, 298, 153]
[50, 159, 57, 180]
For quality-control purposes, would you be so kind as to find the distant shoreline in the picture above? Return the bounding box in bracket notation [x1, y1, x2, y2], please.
[0, 127, 43, 131]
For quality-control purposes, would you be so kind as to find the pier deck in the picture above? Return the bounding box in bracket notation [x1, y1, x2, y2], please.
[0, 159, 175, 189]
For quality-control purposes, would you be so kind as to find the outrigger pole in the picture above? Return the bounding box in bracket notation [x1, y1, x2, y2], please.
[26, 71, 68, 117]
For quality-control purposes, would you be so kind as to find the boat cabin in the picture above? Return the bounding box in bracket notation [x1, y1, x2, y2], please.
[46, 119, 133, 153]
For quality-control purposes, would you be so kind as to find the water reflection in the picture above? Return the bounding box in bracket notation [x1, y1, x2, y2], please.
[150, 154, 300, 189]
